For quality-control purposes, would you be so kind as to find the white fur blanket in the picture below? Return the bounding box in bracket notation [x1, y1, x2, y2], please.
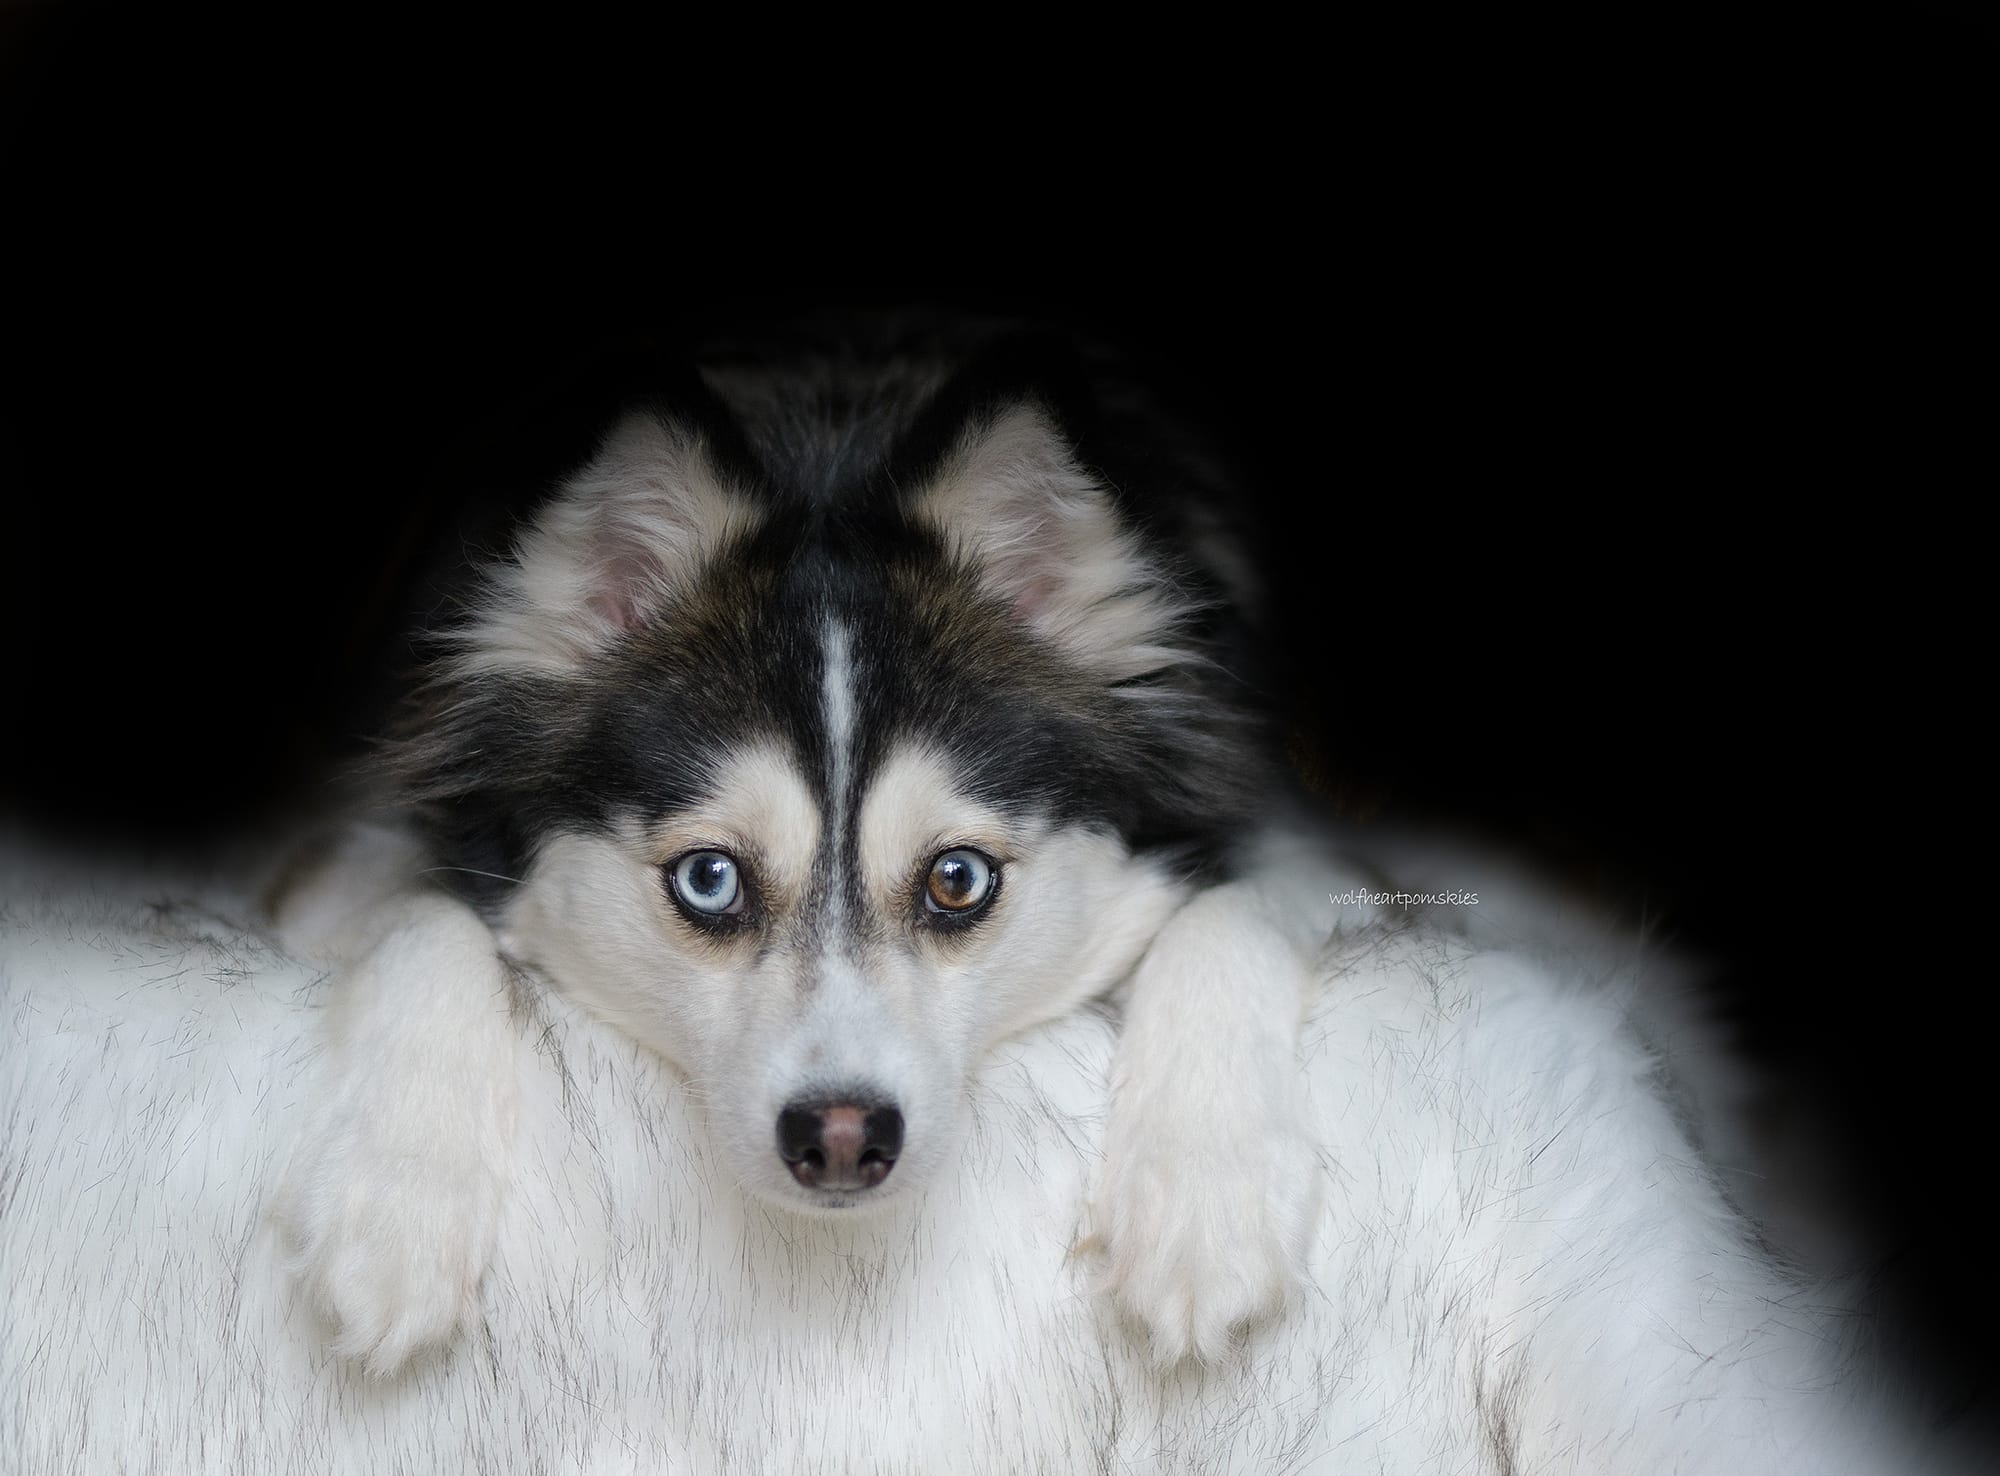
[0, 839, 1950, 1474]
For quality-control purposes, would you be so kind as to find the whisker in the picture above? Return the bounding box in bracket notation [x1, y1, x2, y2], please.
[417, 865, 525, 887]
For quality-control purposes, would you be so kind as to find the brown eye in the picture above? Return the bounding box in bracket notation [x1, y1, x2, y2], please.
[924, 849, 996, 914]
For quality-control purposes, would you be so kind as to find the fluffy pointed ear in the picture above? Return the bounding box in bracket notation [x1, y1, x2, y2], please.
[910, 404, 1194, 683]
[454, 409, 757, 676]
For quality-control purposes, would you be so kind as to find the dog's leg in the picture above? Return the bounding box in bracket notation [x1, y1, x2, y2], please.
[1092, 828, 1340, 1364]
[270, 869, 518, 1376]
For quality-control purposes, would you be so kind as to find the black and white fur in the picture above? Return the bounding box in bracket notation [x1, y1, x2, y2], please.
[1, 327, 1963, 1467]
[274, 326, 1331, 1371]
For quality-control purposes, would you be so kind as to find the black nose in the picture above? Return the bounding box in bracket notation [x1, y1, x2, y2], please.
[776, 1098, 904, 1191]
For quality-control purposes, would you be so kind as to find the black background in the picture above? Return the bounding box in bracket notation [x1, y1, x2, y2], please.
[5, 0, 1992, 1439]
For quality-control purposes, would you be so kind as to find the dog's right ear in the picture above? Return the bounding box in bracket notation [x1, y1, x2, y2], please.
[453, 408, 758, 678]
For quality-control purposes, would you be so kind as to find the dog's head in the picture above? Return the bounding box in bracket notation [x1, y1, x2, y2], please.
[397, 354, 1264, 1213]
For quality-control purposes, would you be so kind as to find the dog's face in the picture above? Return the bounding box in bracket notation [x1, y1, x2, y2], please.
[405, 377, 1257, 1214]
[499, 746, 1183, 1213]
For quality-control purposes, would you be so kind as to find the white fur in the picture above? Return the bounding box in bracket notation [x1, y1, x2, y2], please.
[820, 616, 856, 856]
[268, 880, 518, 1374]
[0, 839, 1956, 1473]
[1091, 869, 1325, 1364]
[1080, 823, 1376, 1362]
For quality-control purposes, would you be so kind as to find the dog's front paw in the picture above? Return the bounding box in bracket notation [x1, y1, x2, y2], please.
[276, 1120, 506, 1376]
[1088, 1113, 1319, 1365]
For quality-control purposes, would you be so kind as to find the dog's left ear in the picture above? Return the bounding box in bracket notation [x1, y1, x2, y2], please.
[911, 403, 1192, 684]
[454, 407, 758, 678]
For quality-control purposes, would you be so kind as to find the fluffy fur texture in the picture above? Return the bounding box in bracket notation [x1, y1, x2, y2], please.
[306, 334, 1308, 1371]
[0, 839, 1955, 1473]
[5, 329, 1954, 1471]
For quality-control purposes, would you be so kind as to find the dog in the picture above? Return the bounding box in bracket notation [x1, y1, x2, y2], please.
[7, 834, 1957, 1472]
[0, 308, 1963, 1459]
[272, 320, 1341, 1374]
[0, 314, 1971, 1471]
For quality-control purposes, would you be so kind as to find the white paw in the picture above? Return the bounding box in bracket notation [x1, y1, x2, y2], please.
[272, 891, 519, 1374]
[1089, 1111, 1320, 1365]
[276, 1114, 506, 1376]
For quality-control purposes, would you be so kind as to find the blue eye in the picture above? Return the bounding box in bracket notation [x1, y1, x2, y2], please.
[925, 849, 995, 914]
[671, 851, 743, 916]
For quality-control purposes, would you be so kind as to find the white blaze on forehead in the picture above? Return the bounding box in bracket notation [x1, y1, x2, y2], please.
[821, 620, 856, 813]
[821, 619, 856, 922]
[646, 742, 820, 904]
[857, 744, 1019, 904]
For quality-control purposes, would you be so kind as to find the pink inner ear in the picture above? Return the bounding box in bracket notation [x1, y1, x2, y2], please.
[588, 548, 662, 634]
[1010, 569, 1064, 625]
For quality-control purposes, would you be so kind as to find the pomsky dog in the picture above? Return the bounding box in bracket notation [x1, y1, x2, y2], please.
[274, 320, 1339, 1374]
